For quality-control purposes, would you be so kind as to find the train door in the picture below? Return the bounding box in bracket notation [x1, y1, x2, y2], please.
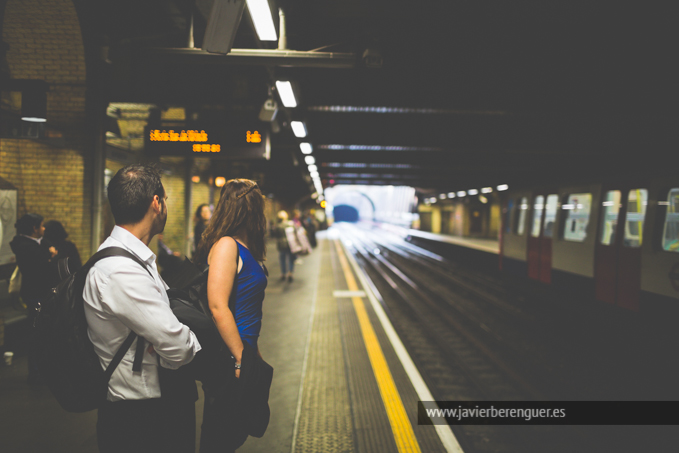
[595, 187, 648, 310]
[595, 189, 622, 305]
[539, 194, 559, 283]
[527, 193, 558, 283]
[526, 195, 544, 280]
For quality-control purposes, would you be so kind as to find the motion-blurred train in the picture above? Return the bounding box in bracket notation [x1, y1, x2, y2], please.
[501, 177, 679, 313]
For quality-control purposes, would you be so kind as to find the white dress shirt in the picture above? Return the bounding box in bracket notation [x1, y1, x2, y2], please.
[83, 226, 201, 401]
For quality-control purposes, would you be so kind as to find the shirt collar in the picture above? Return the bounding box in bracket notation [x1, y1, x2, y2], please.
[110, 225, 156, 265]
[20, 234, 42, 244]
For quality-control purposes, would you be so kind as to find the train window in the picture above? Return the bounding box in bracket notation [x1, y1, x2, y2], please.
[662, 188, 679, 252]
[543, 194, 559, 238]
[530, 195, 545, 237]
[515, 197, 528, 235]
[623, 189, 648, 248]
[599, 190, 621, 245]
[562, 193, 592, 242]
[504, 199, 514, 234]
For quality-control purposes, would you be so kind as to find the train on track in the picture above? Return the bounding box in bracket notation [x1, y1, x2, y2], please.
[501, 177, 679, 313]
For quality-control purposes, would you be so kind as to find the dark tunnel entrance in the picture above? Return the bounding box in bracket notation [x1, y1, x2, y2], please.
[333, 204, 360, 222]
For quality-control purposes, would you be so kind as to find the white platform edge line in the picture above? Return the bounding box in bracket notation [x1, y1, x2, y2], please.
[289, 242, 323, 453]
[340, 240, 465, 453]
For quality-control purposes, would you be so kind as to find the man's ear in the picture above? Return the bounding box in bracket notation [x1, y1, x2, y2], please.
[151, 195, 162, 213]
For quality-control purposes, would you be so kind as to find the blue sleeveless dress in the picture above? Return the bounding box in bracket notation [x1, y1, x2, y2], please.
[232, 241, 268, 348]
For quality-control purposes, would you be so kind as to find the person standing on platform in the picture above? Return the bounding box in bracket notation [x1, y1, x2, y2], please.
[83, 163, 202, 453]
[194, 179, 268, 452]
[273, 210, 296, 282]
[193, 203, 211, 254]
[292, 209, 303, 228]
[157, 232, 182, 282]
[303, 210, 318, 248]
[9, 213, 59, 385]
[43, 220, 82, 272]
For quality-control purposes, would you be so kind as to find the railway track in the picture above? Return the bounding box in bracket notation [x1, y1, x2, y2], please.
[334, 223, 679, 452]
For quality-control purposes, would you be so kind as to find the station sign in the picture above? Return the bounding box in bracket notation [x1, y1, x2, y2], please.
[144, 123, 269, 159]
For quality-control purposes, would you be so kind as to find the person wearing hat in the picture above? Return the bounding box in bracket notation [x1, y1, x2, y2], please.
[9, 213, 60, 384]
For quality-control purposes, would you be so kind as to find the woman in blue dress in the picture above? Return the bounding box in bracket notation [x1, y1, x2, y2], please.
[194, 179, 268, 452]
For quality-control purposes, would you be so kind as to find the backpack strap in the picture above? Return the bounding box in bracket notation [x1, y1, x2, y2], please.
[79, 246, 154, 377]
[104, 331, 137, 381]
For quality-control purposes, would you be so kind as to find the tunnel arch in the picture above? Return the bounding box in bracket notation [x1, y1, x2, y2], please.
[329, 189, 376, 222]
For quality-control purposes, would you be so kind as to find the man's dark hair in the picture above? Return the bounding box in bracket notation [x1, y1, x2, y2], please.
[15, 213, 44, 236]
[107, 163, 164, 225]
[44, 220, 68, 243]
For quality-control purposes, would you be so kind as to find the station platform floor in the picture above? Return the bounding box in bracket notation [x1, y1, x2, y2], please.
[0, 232, 456, 453]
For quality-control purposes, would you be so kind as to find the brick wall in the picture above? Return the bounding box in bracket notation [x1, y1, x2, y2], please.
[1, 0, 92, 257]
[0, 139, 87, 248]
[189, 179, 210, 256]
[158, 157, 186, 255]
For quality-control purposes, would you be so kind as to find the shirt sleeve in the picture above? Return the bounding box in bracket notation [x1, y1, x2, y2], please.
[100, 266, 201, 370]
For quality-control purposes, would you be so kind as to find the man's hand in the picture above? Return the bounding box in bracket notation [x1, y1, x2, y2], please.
[48, 246, 58, 258]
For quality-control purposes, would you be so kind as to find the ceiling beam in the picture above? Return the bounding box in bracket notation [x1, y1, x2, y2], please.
[144, 47, 357, 68]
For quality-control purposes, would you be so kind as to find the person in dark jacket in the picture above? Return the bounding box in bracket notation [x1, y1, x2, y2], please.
[272, 210, 296, 282]
[43, 220, 82, 273]
[9, 213, 60, 384]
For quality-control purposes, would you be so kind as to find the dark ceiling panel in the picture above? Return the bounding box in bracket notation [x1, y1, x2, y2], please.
[95, 0, 679, 198]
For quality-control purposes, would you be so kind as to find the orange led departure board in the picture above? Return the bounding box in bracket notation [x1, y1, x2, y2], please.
[149, 130, 208, 142]
[145, 124, 268, 159]
[193, 144, 221, 153]
[246, 131, 262, 143]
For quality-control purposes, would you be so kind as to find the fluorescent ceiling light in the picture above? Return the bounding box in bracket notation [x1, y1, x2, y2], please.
[497, 184, 509, 191]
[481, 187, 493, 193]
[321, 144, 441, 151]
[305, 155, 315, 165]
[307, 106, 507, 115]
[246, 0, 277, 41]
[310, 171, 319, 178]
[439, 194, 446, 199]
[290, 121, 307, 137]
[308, 164, 317, 172]
[448, 192, 456, 198]
[276, 81, 297, 108]
[468, 189, 479, 195]
[300, 142, 313, 154]
[21, 117, 47, 122]
[457, 191, 466, 197]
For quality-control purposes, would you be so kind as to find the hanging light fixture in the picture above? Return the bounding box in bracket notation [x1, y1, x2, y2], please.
[21, 89, 47, 122]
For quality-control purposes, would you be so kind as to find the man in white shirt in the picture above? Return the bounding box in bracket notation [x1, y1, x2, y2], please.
[83, 163, 202, 453]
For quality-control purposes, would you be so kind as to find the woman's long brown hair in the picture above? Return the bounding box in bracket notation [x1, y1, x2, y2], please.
[195, 179, 266, 263]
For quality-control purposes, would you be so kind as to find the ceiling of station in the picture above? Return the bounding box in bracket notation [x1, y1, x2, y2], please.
[93, 0, 679, 201]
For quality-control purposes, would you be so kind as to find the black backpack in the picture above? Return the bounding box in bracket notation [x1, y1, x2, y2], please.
[34, 247, 150, 413]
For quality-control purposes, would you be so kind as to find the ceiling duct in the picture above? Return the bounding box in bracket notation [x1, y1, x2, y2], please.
[202, 0, 247, 54]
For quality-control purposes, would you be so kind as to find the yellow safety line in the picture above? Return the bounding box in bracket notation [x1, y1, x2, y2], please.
[334, 240, 422, 453]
